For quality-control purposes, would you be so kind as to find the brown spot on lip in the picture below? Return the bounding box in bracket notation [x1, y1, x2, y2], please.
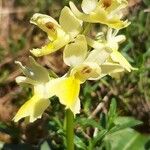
[102, 0, 112, 8]
[45, 22, 55, 31]
[81, 66, 92, 74]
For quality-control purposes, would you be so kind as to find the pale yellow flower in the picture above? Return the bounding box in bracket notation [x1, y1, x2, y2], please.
[14, 93, 50, 123]
[13, 57, 81, 120]
[30, 7, 82, 57]
[69, 0, 130, 29]
[53, 34, 123, 115]
[63, 35, 106, 82]
[13, 57, 51, 122]
[47, 76, 81, 115]
[87, 28, 136, 72]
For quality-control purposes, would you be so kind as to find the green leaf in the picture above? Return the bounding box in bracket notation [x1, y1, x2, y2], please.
[92, 129, 107, 148]
[103, 140, 111, 150]
[109, 117, 142, 133]
[104, 128, 150, 150]
[107, 98, 117, 129]
[108, 98, 117, 115]
[100, 112, 107, 129]
[0, 122, 19, 138]
[143, 0, 150, 7]
[75, 117, 102, 129]
[114, 117, 142, 126]
[74, 136, 87, 150]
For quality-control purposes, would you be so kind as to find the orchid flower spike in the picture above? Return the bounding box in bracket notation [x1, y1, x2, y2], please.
[69, 0, 130, 29]
[30, 7, 82, 57]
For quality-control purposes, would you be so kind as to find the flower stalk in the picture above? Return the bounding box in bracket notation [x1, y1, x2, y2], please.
[66, 109, 74, 150]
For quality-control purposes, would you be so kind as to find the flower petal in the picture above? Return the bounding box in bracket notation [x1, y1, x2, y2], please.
[30, 30, 69, 56]
[109, 72, 124, 79]
[106, 28, 126, 51]
[63, 35, 87, 67]
[105, 0, 128, 14]
[100, 62, 124, 78]
[114, 35, 126, 43]
[87, 29, 126, 52]
[48, 77, 81, 115]
[59, 7, 83, 39]
[110, 51, 134, 72]
[15, 76, 37, 85]
[86, 37, 105, 49]
[70, 97, 80, 115]
[69, 1, 129, 29]
[30, 13, 59, 41]
[30, 13, 70, 56]
[13, 95, 50, 123]
[69, 1, 90, 21]
[15, 56, 50, 83]
[85, 48, 111, 65]
[81, 0, 98, 14]
[32, 98, 50, 121]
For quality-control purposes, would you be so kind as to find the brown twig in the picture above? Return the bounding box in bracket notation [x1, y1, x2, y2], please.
[89, 91, 112, 119]
[76, 127, 91, 140]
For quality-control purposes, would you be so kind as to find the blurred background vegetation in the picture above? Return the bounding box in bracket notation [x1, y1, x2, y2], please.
[0, 0, 150, 149]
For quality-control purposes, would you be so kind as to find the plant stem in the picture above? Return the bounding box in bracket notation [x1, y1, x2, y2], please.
[66, 109, 74, 150]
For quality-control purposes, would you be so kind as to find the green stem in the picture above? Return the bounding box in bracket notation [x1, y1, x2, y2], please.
[66, 109, 74, 150]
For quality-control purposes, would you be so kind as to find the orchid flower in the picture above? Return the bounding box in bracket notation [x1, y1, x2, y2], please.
[30, 6, 83, 57]
[49, 35, 124, 115]
[69, 0, 130, 29]
[87, 28, 136, 72]
[13, 57, 52, 122]
[13, 33, 129, 121]
[13, 56, 82, 121]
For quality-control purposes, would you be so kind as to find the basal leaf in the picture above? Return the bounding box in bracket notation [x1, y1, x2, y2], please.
[109, 117, 142, 134]
[74, 136, 87, 150]
[104, 128, 150, 150]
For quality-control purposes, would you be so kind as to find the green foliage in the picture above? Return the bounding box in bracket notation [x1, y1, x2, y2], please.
[0, 122, 19, 138]
[104, 128, 150, 150]
[73, 99, 149, 150]
[74, 135, 87, 150]
[75, 118, 102, 129]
